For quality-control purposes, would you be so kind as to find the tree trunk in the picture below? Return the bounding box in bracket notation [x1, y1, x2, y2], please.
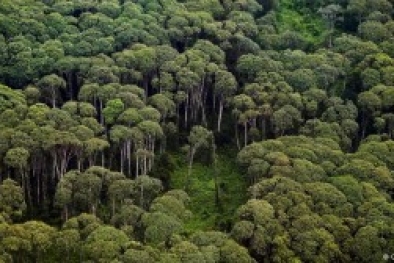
[91, 203, 96, 216]
[136, 155, 139, 178]
[25, 171, 32, 208]
[120, 145, 124, 174]
[218, 99, 223, 132]
[143, 155, 147, 175]
[127, 141, 132, 177]
[64, 205, 69, 221]
[99, 99, 104, 125]
[361, 113, 368, 140]
[235, 123, 240, 150]
[37, 172, 40, 206]
[101, 151, 105, 167]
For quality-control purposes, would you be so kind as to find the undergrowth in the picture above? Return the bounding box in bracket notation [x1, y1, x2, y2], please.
[170, 147, 247, 234]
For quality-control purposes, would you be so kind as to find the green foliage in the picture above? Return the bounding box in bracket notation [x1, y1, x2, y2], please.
[0, 84, 26, 113]
[2, 0, 394, 262]
[171, 150, 247, 232]
[276, 0, 327, 47]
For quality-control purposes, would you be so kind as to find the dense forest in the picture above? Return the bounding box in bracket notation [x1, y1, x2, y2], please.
[1, 0, 394, 262]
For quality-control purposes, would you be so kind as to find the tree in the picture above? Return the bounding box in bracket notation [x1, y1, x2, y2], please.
[358, 91, 381, 138]
[0, 221, 56, 262]
[108, 179, 134, 215]
[232, 94, 256, 148]
[4, 147, 30, 205]
[133, 175, 163, 209]
[318, 4, 343, 48]
[214, 70, 237, 132]
[37, 74, 66, 108]
[83, 225, 129, 263]
[45, 131, 81, 179]
[184, 126, 213, 190]
[142, 211, 183, 245]
[103, 99, 125, 126]
[0, 179, 26, 222]
[358, 21, 390, 43]
[272, 105, 302, 137]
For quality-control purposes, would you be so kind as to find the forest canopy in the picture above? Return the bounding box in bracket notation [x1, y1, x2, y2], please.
[1, 0, 394, 262]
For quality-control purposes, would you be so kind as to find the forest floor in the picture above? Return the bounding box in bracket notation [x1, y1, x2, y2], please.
[170, 148, 247, 234]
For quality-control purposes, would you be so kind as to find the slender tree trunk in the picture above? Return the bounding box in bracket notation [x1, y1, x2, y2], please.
[361, 113, 368, 140]
[127, 141, 132, 177]
[52, 89, 57, 108]
[37, 171, 40, 206]
[99, 99, 104, 125]
[42, 173, 47, 204]
[120, 145, 124, 174]
[25, 171, 32, 208]
[143, 155, 147, 175]
[218, 99, 223, 132]
[52, 156, 56, 180]
[136, 155, 139, 178]
[91, 203, 96, 216]
[64, 205, 69, 221]
[235, 122, 240, 150]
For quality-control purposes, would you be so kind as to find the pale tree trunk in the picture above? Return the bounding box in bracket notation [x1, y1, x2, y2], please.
[25, 171, 32, 208]
[217, 99, 223, 132]
[127, 141, 132, 177]
[51, 88, 57, 108]
[143, 155, 147, 175]
[77, 159, 81, 171]
[101, 151, 105, 167]
[91, 203, 96, 216]
[235, 123, 240, 150]
[136, 154, 139, 178]
[120, 145, 124, 174]
[99, 99, 104, 125]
